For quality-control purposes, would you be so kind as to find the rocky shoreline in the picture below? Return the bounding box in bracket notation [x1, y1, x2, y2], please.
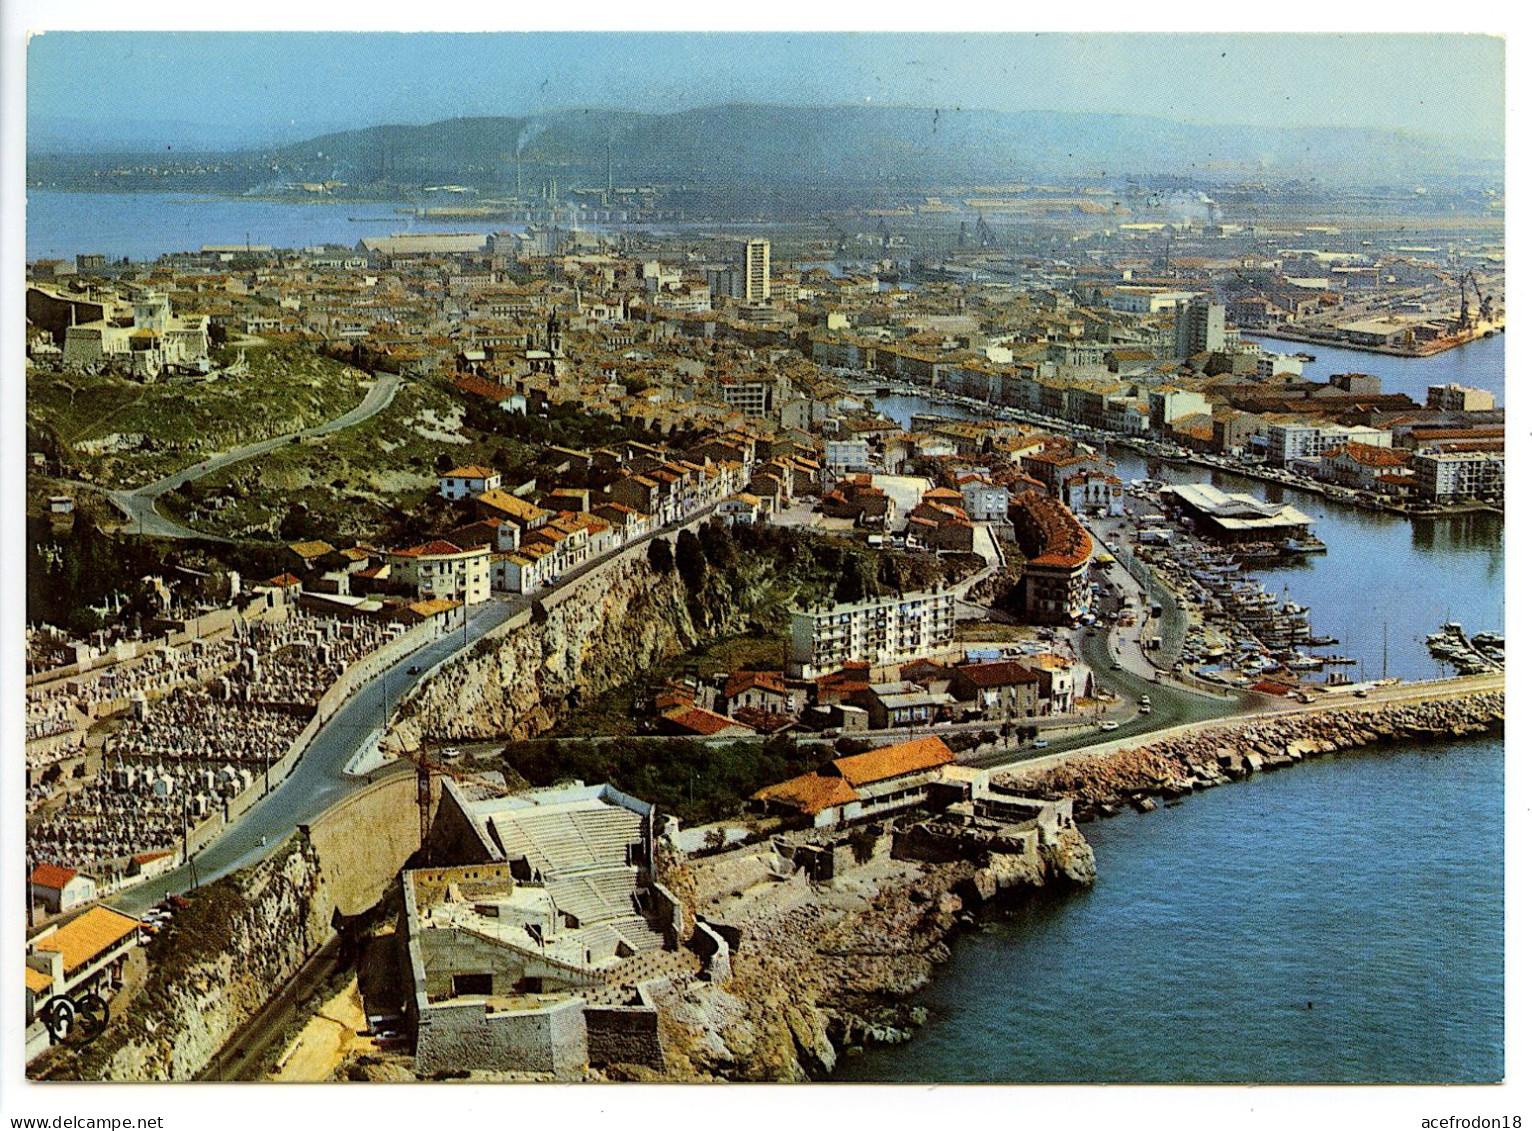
[996, 692, 1504, 820]
[650, 826, 1096, 1079]
[666, 692, 1503, 1080]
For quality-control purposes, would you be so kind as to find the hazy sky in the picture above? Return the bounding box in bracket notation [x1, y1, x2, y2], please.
[28, 32, 1504, 144]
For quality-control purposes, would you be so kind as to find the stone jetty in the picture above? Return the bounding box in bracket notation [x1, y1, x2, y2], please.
[996, 692, 1504, 821]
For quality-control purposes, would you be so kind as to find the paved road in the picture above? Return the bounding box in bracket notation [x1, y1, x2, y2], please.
[110, 597, 511, 916]
[105, 373, 402, 540]
[983, 671, 1504, 779]
[107, 502, 725, 916]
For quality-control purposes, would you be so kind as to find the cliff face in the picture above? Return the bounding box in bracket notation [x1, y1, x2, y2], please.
[35, 838, 335, 1082]
[394, 555, 750, 746]
[654, 834, 1096, 1081]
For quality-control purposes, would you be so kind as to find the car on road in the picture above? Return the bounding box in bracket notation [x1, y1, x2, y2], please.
[407, 665, 422, 675]
[1031, 738, 1050, 749]
[1110, 661, 1122, 671]
[1138, 703, 1153, 714]
[1098, 720, 1120, 731]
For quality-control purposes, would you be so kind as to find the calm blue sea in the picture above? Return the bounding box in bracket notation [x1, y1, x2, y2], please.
[837, 734, 1504, 1083]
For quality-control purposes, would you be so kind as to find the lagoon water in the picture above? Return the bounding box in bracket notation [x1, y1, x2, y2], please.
[25, 190, 505, 262]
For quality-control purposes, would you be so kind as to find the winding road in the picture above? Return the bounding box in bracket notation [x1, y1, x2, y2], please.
[105, 373, 402, 540]
[111, 597, 511, 916]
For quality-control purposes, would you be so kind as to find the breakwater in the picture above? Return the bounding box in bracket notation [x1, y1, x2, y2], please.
[995, 691, 1504, 822]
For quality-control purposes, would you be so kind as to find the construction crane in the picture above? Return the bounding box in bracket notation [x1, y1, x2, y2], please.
[1456, 272, 1473, 333]
[409, 746, 500, 866]
[974, 214, 996, 249]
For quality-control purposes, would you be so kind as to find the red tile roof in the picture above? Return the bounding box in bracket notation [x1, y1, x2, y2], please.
[394, 539, 467, 557]
[956, 661, 1041, 688]
[29, 863, 80, 890]
[834, 736, 954, 787]
[663, 706, 750, 736]
[722, 670, 788, 701]
[751, 771, 860, 814]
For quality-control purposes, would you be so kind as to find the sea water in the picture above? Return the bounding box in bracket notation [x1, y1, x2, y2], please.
[836, 734, 1503, 1083]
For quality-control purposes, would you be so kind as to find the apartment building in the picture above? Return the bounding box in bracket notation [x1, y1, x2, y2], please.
[788, 590, 957, 678]
[1411, 449, 1505, 503]
[386, 540, 492, 605]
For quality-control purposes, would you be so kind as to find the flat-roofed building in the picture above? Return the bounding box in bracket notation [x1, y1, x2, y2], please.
[1411, 449, 1505, 503]
[403, 782, 671, 1076]
[1161, 483, 1316, 543]
[1426, 383, 1496, 412]
[788, 590, 956, 679]
[742, 238, 771, 303]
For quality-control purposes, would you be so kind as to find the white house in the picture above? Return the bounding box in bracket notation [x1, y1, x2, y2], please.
[439, 465, 502, 501]
[29, 863, 97, 915]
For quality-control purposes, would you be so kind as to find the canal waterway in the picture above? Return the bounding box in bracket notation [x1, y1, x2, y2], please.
[837, 733, 1503, 1083]
[872, 390, 1504, 684]
[861, 364, 1503, 1084]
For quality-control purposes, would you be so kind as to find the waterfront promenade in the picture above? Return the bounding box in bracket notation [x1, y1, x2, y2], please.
[993, 670, 1503, 781]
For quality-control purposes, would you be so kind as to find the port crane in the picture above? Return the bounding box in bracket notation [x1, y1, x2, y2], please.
[1470, 274, 1495, 324]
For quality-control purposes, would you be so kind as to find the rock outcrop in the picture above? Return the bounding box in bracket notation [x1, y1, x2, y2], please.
[655, 826, 1095, 1080]
[998, 692, 1504, 821]
[391, 554, 755, 747]
[33, 837, 336, 1082]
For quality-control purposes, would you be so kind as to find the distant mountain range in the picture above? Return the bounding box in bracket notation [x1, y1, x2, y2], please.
[30, 104, 1503, 191]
